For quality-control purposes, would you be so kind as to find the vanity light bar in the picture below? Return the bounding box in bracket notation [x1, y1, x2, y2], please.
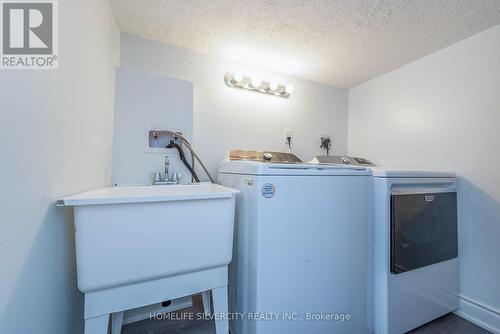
[224, 72, 294, 98]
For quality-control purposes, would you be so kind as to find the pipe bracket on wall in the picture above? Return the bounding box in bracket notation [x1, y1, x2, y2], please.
[148, 130, 182, 150]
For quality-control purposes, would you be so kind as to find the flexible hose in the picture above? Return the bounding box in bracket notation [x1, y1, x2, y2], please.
[166, 141, 201, 182]
[162, 130, 214, 183]
[174, 135, 213, 183]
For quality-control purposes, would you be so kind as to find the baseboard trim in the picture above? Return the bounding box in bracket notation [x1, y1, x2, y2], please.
[454, 295, 500, 334]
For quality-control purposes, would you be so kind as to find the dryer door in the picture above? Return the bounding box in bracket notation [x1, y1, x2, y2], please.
[390, 191, 457, 274]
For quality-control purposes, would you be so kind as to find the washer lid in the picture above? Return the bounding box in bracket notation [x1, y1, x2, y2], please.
[371, 167, 455, 178]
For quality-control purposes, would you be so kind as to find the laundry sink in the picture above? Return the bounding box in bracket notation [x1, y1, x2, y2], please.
[58, 183, 239, 293]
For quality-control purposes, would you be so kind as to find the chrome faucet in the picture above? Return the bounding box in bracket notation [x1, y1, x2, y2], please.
[171, 172, 182, 184]
[152, 155, 177, 185]
[164, 156, 170, 182]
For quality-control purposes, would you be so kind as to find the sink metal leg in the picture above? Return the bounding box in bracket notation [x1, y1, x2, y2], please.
[212, 286, 229, 334]
[202, 290, 212, 315]
[111, 311, 124, 334]
[84, 314, 109, 334]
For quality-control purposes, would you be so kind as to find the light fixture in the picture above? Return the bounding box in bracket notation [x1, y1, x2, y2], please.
[233, 71, 244, 82]
[224, 72, 293, 98]
[250, 77, 262, 88]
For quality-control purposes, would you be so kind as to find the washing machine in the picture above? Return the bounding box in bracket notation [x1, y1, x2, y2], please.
[217, 150, 373, 334]
[372, 167, 458, 334]
[312, 156, 459, 333]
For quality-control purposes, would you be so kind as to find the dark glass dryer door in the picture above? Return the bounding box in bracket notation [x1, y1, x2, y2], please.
[391, 191, 457, 274]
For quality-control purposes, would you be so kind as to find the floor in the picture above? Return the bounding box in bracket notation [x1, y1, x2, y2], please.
[408, 313, 491, 334]
[122, 295, 214, 334]
[123, 296, 491, 334]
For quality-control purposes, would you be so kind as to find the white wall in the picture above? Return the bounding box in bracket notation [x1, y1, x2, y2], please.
[112, 67, 193, 185]
[348, 24, 500, 332]
[119, 34, 348, 180]
[0, 1, 119, 333]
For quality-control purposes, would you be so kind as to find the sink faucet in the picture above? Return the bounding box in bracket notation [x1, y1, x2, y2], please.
[164, 156, 170, 182]
[172, 172, 182, 184]
[152, 156, 177, 185]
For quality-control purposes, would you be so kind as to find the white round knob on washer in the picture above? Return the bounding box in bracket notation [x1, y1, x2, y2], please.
[263, 153, 273, 161]
[341, 156, 351, 164]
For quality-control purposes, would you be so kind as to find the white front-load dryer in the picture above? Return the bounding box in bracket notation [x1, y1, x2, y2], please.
[310, 156, 459, 334]
[372, 168, 458, 334]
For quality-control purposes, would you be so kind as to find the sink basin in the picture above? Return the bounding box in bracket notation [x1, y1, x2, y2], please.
[58, 183, 239, 293]
[59, 183, 238, 334]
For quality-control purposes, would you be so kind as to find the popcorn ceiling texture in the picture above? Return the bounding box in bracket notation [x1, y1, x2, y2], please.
[109, 0, 500, 88]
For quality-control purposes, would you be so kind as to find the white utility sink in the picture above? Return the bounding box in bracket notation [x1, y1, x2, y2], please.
[58, 183, 238, 334]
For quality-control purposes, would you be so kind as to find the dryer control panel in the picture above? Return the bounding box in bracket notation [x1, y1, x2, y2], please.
[313, 155, 375, 166]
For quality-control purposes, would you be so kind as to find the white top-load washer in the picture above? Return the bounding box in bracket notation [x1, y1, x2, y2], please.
[312, 156, 458, 334]
[217, 150, 374, 334]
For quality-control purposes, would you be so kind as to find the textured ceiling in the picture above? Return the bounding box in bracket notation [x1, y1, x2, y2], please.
[109, 0, 500, 88]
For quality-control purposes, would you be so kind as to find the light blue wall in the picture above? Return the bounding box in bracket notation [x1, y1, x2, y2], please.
[349, 24, 500, 332]
[0, 1, 119, 333]
[112, 67, 193, 185]
[120, 34, 349, 175]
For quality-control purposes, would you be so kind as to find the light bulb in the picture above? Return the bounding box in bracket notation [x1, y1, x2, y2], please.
[233, 72, 244, 82]
[250, 77, 262, 88]
[285, 84, 294, 94]
[269, 82, 278, 91]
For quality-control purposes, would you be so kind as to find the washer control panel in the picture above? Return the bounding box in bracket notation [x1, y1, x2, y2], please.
[230, 150, 303, 163]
